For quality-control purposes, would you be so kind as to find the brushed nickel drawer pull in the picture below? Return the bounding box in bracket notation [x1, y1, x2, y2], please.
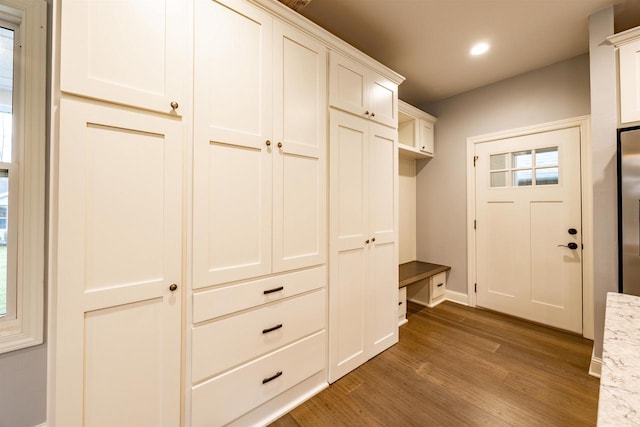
[263, 286, 284, 295]
[262, 371, 283, 384]
[262, 324, 283, 334]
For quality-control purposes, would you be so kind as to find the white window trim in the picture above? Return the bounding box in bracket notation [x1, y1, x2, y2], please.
[0, 0, 46, 354]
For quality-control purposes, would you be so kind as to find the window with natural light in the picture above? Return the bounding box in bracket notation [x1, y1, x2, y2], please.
[490, 146, 559, 188]
[0, 25, 14, 318]
[0, 0, 46, 354]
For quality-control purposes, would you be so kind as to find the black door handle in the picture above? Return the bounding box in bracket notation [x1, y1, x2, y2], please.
[558, 242, 578, 250]
[568, 228, 578, 235]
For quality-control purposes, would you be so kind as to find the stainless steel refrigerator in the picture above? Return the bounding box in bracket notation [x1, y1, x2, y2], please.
[619, 126, 640, 296]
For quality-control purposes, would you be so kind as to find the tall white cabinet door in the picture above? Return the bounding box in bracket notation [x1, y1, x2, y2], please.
[53, 98, 182, 426]
[60, 0, 186, 115]
[272, 22, 327, 273]
[367, 123, 398, 355]
[328, 109, 370, 382]
[192, 0, 273, 288]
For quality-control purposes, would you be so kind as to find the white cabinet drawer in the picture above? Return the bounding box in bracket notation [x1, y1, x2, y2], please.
[193, 266, 326, 323]
[191, 331, 326, 427]
[431, 271, 447, 299]
[192, 289, 325, 382]
[398, 287, 407, 318]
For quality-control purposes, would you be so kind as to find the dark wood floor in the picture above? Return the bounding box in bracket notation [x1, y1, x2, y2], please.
[270, 301, 600, 426]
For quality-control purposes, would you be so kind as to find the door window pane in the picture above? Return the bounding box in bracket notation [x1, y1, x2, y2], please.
[490, 171, 507, 187]
[536, 147, 558, 167]
[490, 153, 507, 171]
[536, 167, 558, 185]
[513, 169, 532, 186]
[513, 151, 532, 168]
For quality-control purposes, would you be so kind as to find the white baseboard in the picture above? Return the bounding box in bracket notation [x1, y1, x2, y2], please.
[446, 290, 469, 306]
[589, 352, 602, 378]
[33, 423, 46, 427]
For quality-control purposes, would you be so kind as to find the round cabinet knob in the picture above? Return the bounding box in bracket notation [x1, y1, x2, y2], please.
[365, 239, 370, 244]
[371, 112, 375, 117]
[266, 140, 271, 147]
[364, 111, 370, 116]
[372, 237, 376, 242]
[277, 142, 283, 148]
[170, 101, 179, 110]
[169, 283, 178, 292]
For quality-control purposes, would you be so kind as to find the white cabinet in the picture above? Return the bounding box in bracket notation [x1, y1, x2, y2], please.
[398, 99, 437, 158]
[52, 0, 187, 423]
[193, 0, 327, 288]
[330, 51, 398, 127]
[190, 272, 326, 426]
[609, 27, 640, 124]
[398, 287, 408, 326]
[189, 0, 328, 424]
[328, 108, 399, 383]
[52, 98, 183, 426]
[619, 39, 640, 124]
[60, 0, 186, 115]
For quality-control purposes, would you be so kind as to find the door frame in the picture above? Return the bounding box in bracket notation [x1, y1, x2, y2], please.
[466, 116, 593, 339]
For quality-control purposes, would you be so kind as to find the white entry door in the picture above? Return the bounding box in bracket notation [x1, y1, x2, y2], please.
[474, 126, 582, 333]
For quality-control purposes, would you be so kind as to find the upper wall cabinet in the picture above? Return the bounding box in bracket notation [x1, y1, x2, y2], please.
[329, 51, 398, 127]
[609, 27, 640, 125]
[192, 0, 327, 289]
[60, 0, 187, 115]
[398, 100, 437, 159]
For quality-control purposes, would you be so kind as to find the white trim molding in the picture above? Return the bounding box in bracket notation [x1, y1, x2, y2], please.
[0, 0, 47, 354]
[445, 289, 469, 306]
[466, 116, 594, 339]
[590, 352, 603, 378]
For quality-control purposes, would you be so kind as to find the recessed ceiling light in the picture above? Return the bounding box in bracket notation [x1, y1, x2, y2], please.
[471, 42, 490, 56]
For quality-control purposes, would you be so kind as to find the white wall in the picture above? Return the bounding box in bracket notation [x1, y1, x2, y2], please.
[416, 54, 591, 297]
[399, 156, 417, 263]
[588, 6, 617, 359]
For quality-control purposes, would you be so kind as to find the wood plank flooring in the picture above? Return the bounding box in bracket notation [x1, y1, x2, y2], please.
[270, 301, 600, 426]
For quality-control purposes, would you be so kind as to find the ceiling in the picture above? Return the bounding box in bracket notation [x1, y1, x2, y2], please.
[296, 0, 640, 107]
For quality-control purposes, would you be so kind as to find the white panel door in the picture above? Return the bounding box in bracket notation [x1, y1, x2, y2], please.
[192, 0, 273, 288]
[60, 0, 186, 115]
[272, 21, 327, 272]
[475, 127, 582, 333]
[329, 109, 369, 382]
[368, 123, 398, 354]
[328, 111, 398, 382]
[54, 98, 182, 426]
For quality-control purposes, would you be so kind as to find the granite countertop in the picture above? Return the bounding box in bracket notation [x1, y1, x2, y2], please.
[597, 292, 640, 426]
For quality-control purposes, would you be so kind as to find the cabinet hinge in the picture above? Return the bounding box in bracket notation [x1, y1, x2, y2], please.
[473, 155, 479, 167]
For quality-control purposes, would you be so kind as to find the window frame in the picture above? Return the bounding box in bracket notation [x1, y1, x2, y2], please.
[0, 0, 46, 354]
